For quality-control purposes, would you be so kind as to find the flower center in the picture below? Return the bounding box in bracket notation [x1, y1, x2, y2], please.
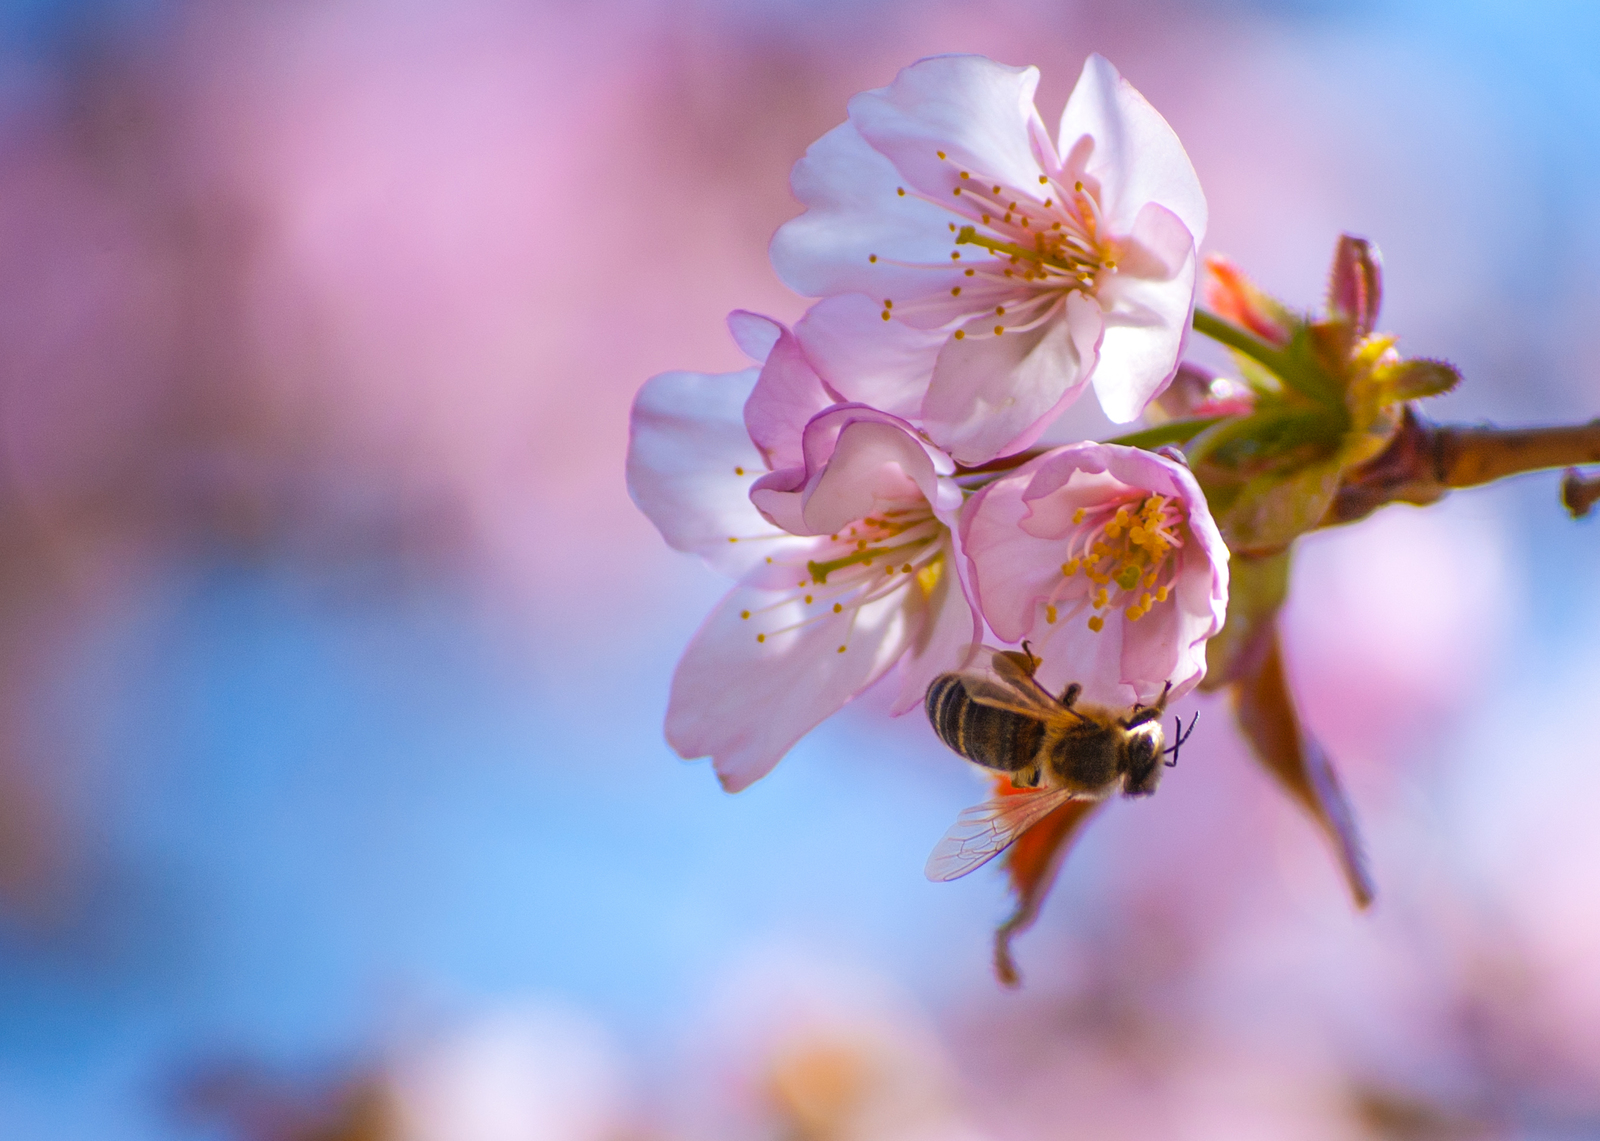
[739, 507, 948, 653]
[871, 155, 1115, 340]
[1045, 494, 1185, 633]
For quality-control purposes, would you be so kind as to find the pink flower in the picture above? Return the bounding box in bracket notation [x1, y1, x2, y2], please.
[771, 54, 1207, 464]
[961, 443, 1228, 706]
[627, 313, 979, 792]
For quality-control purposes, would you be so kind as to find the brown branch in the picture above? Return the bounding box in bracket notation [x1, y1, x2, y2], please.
[1326, 407, 1600, 527]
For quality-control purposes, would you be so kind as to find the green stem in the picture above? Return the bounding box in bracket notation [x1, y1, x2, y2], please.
[1191, 308, 1291, 375]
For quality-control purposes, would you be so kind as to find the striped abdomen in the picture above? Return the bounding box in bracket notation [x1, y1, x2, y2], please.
[925, 673, 1044, 775]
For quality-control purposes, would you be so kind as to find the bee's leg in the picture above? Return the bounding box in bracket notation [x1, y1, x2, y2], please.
[1058, 682, 1081, 708]
[1012, 761, 1042, 789]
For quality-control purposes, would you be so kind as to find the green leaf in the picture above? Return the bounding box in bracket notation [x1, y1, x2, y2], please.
[1103, 416, 1225, 450]
[1380, 358, 1460, 402]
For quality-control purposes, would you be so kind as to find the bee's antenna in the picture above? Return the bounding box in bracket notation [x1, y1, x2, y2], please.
[1163, 711, 1199, 768]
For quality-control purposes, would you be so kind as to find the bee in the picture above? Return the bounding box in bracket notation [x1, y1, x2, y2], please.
[923, 644, 1195, 881]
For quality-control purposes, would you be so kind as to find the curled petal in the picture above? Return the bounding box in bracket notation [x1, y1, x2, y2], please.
[751, 406, 959, 537]
[743, 319, 836, 471]
[1058, 54, 1206, 243]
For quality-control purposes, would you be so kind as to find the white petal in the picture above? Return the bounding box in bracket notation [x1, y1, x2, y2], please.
[793, 294, 945, 421]
[666, 580, 913, 791]
[628, 368, 809, 577]
[1092, 203, 1198, 424]
[921, 289, 1102, 465]
[1058, 54, 1207, 242]
[771, 121, 967, 300]
[851, 55, 1048, 211]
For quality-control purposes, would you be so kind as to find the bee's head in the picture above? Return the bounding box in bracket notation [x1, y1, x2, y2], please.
[1120, 724, 1166, 797]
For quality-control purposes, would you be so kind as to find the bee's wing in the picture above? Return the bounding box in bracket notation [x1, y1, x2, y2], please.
[924, 787, 1081, 882]
[950, 648, 1062, 719]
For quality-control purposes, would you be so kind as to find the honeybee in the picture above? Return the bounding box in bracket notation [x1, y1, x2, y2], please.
[923, 644, 1195, 881]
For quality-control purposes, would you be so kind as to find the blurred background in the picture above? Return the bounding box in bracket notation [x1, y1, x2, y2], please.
[0, 0, 1598, 1137]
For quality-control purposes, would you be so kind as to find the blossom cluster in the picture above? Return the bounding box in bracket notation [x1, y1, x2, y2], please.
[628, 54, 1230, 793]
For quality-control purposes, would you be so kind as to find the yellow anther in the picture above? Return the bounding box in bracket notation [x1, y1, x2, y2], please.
[1074, 180, 1083, 191]
[1088, 615, 1105, 633]
[1073, 508, 1086, 524]
[883, 299, 892, 308]
[1045, 604, 1058, 624]
[960, 171, 970, 179]
[837, 645, 846, 653]
[937, 150, 946, 159]
[1094, 588, 1109, 608]
[951, 286, 961, 296]
[741, 610, 750, 620]
[804, 595, 813, 604]
[992, 184, 1001, 193]
[965, 268, 975, 276]
[833, 603, 843, 614]
[734, 466, 745, 476]
[881, 311, 891, 321]
[995, 306, 1005, 316]
[953, 330, 965, 340]
[1126, 605, 1144, 621]
[994, 326, 1004, 335]
[728, 537, 738, 543]
[982, 214, 991, 223]
[897, 187, 905, 196]
[869, 254, 878, 262]
[1155, 586, 1169, 602]
[1062, 559, 1080, 576]
[952, 187, 961, 196]
[1038, 175, 1048, 184]
[1140, 592, 1153, 609]
[901, 563, 912, 573]
[951, 252, 961, 259]
[757, 633, 766, 642]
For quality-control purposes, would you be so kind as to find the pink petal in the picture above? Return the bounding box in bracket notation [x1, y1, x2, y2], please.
[726, 309, 783, 363]
[850, 55, 1048, 212]
[666, 578, 914, 791]
[751, 407, 957, 537]
[743, 320, 835, 471]
[1091, 202, 1198, 423]
[1057, 54, 1206, 243]
[793, 294, 947, 421]
[922, 288, 1102, 465]
[770, 120, 967, 300]
[628, 367, 811, 577]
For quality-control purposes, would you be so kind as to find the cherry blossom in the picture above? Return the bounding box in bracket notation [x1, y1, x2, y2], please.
[771, 53, 1206, 464]
[961, 442, 1228, 706]
[627, 313, 978, 792]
